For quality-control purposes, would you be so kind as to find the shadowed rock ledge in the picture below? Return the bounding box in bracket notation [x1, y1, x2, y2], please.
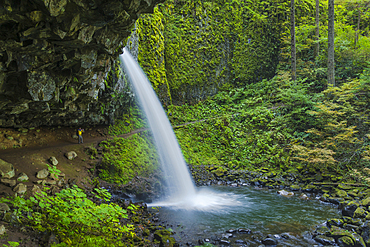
[0, 0, 163, 127]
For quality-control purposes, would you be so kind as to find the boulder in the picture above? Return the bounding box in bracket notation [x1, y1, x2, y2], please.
[315, 225, 330, 235]
[0, 225, 5, 235]
[0, 203, 10, 214]
[1, 178, 16, 187]
[299, 193, 309, 200]
[362, 197, 370, 207]
[36, 169, 49, 179]
[277, 190, 294, 197]
[343, 201, 360, 217]
[327, 218, 344, 227]
[65, 151, 78, 160]
[314, 235, 336, 245]
[0, 159, 15, 179]
[338, 236, 355, 247]
[354, 207, 367, 219]
[13, 183, 27, 194]
[153, 229, 176, 247]
[49, 156, 58, 166]
[17, 172, 29, 182]
[262, 237, 278, 245]
[336, 189, 348, 198]
[31, 185, 43, 196]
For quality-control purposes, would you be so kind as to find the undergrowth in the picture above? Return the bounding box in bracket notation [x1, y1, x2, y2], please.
[98, 133, 159, 184]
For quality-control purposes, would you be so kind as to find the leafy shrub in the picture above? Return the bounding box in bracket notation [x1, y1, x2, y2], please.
[1, 186, 135, 246]
[99, 134, 159, 184]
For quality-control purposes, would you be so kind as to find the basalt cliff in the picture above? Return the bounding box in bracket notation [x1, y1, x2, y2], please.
[0, 0, 163, 128]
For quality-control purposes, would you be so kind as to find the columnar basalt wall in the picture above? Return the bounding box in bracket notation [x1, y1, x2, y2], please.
[0, 0, 163, 127]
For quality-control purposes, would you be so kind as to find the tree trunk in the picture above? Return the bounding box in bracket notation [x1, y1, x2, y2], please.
[328, 0, 335, 86]
[291, 0, 296, 81]
[314, 0, 320, 58]
[355, 6, 361, 49]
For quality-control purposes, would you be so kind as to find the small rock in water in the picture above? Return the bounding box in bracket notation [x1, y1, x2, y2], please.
[226, 229, 237, 233]
[231, 183, 238, 187]
[238, 228, 252, 233]
[262, 237, 278, 245]
[280, 233, 290, 239]
[235, 239, 245, 244]
[220, 239, 230, 245]
[222, 233, 233, 239]
[299, 193, 309, 200]
[277, 190, 294, 197]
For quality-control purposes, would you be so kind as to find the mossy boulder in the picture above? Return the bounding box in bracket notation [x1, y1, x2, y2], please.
[315, 225, 330, 235]
[328, 218, 344, 227]
[328, 226, 359, 242]
[342, 201, 360, 217]
[302, 184, 317, 192]
[212, 166, 227, 177]
[314, 235, 336, 245]
[336, 189, 348, 198]
[353, 207, 367, 219]
[361, 197, 370, 207]
[154, 229, 176, 247]
[290, 184, 300, 191]
[338, 236, 355, 247]
[338, 184, 354, 190]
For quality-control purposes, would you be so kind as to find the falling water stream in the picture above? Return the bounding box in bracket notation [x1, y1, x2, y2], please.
[120, 48, 340, 245]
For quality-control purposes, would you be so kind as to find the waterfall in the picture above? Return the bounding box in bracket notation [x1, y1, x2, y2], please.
[120, 48, 197, 200]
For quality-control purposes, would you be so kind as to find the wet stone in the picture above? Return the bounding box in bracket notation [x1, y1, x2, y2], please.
[222, 233, 233, 239]
[262, 237, 278, 245]
[315, 225, 330, 235]
[314, 235, 336, 245]
[238, 228, 251, 233]
[219, 239, 230, 245]
[226, 229, 237, 233]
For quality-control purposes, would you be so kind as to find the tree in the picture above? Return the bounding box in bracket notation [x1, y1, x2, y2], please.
[314, 0, 320, 58]
[354, 1, 370, 49]
[291, 0, 296, 81]
[328, 0, 335, 86]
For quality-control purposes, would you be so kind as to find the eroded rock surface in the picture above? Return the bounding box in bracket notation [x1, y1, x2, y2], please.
[0, 0, 164, 127]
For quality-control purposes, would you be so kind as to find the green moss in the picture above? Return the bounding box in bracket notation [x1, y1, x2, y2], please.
[98, 134, 159, 184]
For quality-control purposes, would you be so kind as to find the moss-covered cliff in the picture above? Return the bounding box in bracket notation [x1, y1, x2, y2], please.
[0, 0, 163, 128]
[132, 0, 287, 105]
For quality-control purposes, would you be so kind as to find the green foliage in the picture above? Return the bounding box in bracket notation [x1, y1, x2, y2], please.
[2, 242, 19, 247]
[99, 134, 159, 184]
[108, 106, 147, 136]
[291, 68, 370, 176]
[46, 164, 61, 180]
[0, 186, 134, 246]
[168, 72, 320, 171]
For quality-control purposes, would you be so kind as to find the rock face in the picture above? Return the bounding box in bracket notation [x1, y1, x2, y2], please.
[0, 0, 164, 128]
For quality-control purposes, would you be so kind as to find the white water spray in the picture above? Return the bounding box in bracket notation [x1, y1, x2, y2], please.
[120, 48, 196, 199]
[120, 48, 241, 211]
